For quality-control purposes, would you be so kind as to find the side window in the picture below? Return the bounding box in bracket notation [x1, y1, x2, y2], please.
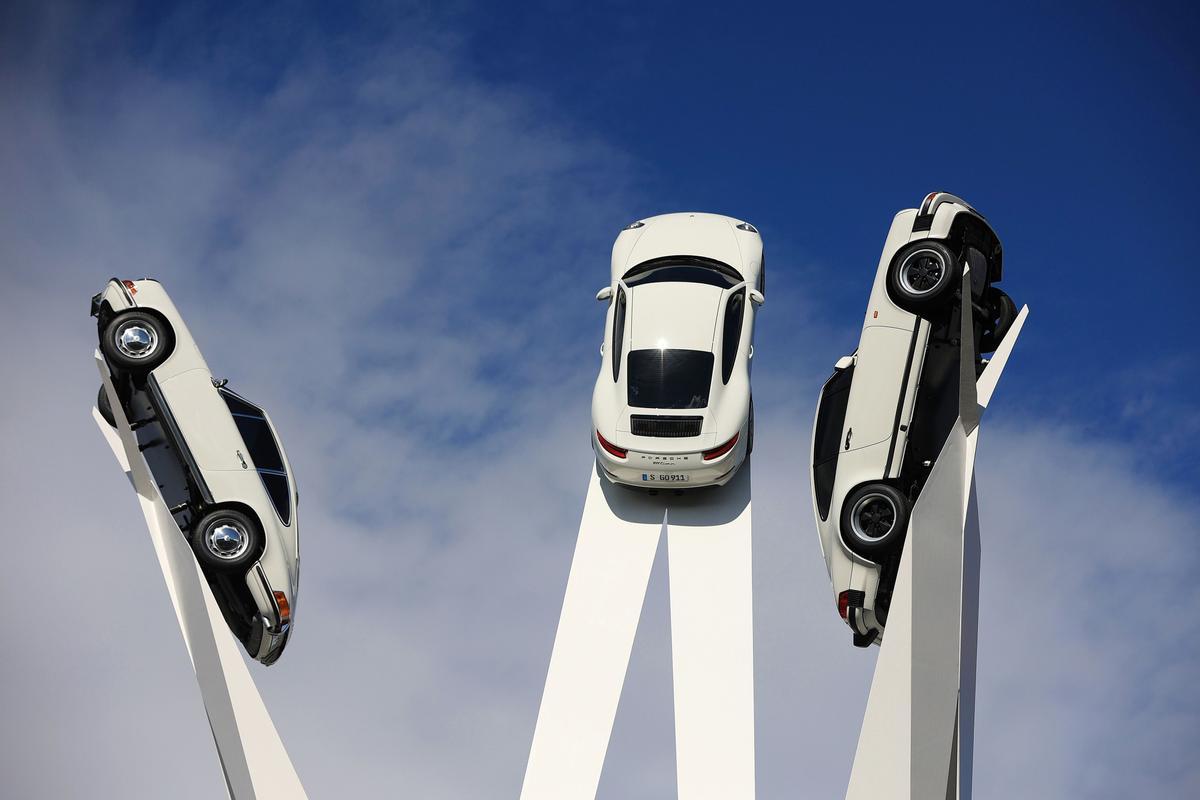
[812, 365, 854, 520]
[612, 286, 626, 382]
[231, 414, 285, 473]
[721, 289, 745, 384]
[259, 473, 291, 525]
[222, 390, 291, 525]
[758, 252, 766, 294]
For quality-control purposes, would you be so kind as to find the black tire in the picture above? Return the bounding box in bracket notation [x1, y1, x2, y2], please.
[100, 310, 174, 373]
[840, 483, 909, 557]
[979, 288, 1017, 353]
[887, 240, 961, 313]
[191, 508, 261, 572]
[97, 385, 116, 427]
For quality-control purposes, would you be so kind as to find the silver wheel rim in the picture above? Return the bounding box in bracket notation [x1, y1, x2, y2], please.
[898, 248, 946, 296]
[114, 320, 159, 360]
[850, 493, 898, 543]
[204, 518, 250, 561]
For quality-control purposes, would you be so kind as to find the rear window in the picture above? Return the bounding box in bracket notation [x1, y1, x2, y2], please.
[622, 257, 743, 290]
[627, 349, 714, 409]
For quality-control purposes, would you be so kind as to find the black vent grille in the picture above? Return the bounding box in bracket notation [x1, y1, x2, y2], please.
[630, 415, 703, 438]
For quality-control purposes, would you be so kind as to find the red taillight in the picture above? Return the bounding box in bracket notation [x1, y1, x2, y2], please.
[596, 431, 627, 459]
[838, 590, 851, 619]
[273, 591, 291, 625]
[122, 279, 138, 295]
[702, 432, 739, 461]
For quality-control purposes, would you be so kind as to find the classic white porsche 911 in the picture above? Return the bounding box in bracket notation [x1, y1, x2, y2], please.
[591, 213, 764, 489]
[92, 278, 300, 665]
[811, 193, 1017, 646]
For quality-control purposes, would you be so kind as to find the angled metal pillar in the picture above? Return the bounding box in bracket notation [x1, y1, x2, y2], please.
[845, 273, 1028, 800]
[520, 469, 665, 800]
[667, 467, 755, 800]
[95, 353, 307, 800]
[521, 466, 756, 800]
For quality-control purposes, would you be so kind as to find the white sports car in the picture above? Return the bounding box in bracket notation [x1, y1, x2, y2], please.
[591, 213, 764, 489]
[810, 193, 1017, 647]
[92, 279, 300, 665]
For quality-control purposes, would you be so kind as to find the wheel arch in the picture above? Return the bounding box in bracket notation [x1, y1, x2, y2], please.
[196, 499, 269, 561]
[835, 477, 910, 559]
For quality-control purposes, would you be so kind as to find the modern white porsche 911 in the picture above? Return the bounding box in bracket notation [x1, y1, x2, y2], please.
[92, 278, 300, 665]
[810, 193, 1017, 647]
[591, 212, 764, 489]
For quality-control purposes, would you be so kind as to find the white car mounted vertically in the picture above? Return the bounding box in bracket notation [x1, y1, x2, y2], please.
[92, 278, 300, 665]
[591, 212, 764, 489]
[811, 193, 1017, 647]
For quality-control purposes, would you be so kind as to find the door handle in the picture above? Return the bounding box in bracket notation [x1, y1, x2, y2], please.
[237, 449, 248, 469]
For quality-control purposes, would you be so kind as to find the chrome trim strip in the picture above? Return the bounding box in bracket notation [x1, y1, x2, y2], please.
[253, 562, 284, 631]
[110, 277, 137, 307]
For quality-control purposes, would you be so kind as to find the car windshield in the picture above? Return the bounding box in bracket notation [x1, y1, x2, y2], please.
[627, 349, 714, 409]
[622, 257, 743, 290]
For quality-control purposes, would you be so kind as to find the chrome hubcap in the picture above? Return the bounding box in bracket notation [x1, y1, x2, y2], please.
[850, 494, 898, 542]
[205, 519, 249, 561]
[115, 321, 158, 360]
[898, 249, 945, 296]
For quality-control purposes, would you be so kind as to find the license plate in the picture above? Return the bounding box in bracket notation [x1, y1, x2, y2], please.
[642, 472, 690, 483]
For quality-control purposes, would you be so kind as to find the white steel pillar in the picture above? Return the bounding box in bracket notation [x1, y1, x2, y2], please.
[667, 467, 755, 800]
[521, 466, 756, 799]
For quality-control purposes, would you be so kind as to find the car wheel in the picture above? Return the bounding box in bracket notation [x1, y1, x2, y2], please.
[191, 508, 261, 572]
[100, 310, 174, 373]
[840, 483, 909, 557]
[979, 288, 1017, 353]
[97, 385, 117, 427]
[887, 240, 960, 313]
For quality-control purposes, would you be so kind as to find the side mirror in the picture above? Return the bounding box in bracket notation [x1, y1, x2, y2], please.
[596, 286, 614, 302]
[749, 289, 765, 306]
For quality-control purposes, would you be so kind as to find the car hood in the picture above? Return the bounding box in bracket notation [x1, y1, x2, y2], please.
[628, 282, 723, 352]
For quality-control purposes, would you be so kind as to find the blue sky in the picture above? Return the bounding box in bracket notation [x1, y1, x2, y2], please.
[459, 0, 1200, 483]
[1, 2, 1198, 798]
[88, 0, 1200, 483]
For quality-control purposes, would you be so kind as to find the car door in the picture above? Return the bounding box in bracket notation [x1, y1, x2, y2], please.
[841, 325, 914, 455]
[157, 368, 245, 471]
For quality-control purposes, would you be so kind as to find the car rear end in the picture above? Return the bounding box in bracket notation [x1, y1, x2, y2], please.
[593, 344, 748, 488]
[594, 413, 747, 488]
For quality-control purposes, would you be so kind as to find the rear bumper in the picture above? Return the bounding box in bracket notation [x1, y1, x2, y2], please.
[592, 429, 748, 489]
[246, 563, 294, 665]
[247, 615, 291, 665]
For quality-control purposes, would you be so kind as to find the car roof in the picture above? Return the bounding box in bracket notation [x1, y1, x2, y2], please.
[627, 282, 723, 352]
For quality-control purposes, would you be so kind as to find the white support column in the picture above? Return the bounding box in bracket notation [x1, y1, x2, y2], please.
[95, 353, 307, 800]
[520, 469, 666, 800]
[521, 465, 758, 799]
[666, 466, 756, 800]
[845, 277, 1028, 799]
